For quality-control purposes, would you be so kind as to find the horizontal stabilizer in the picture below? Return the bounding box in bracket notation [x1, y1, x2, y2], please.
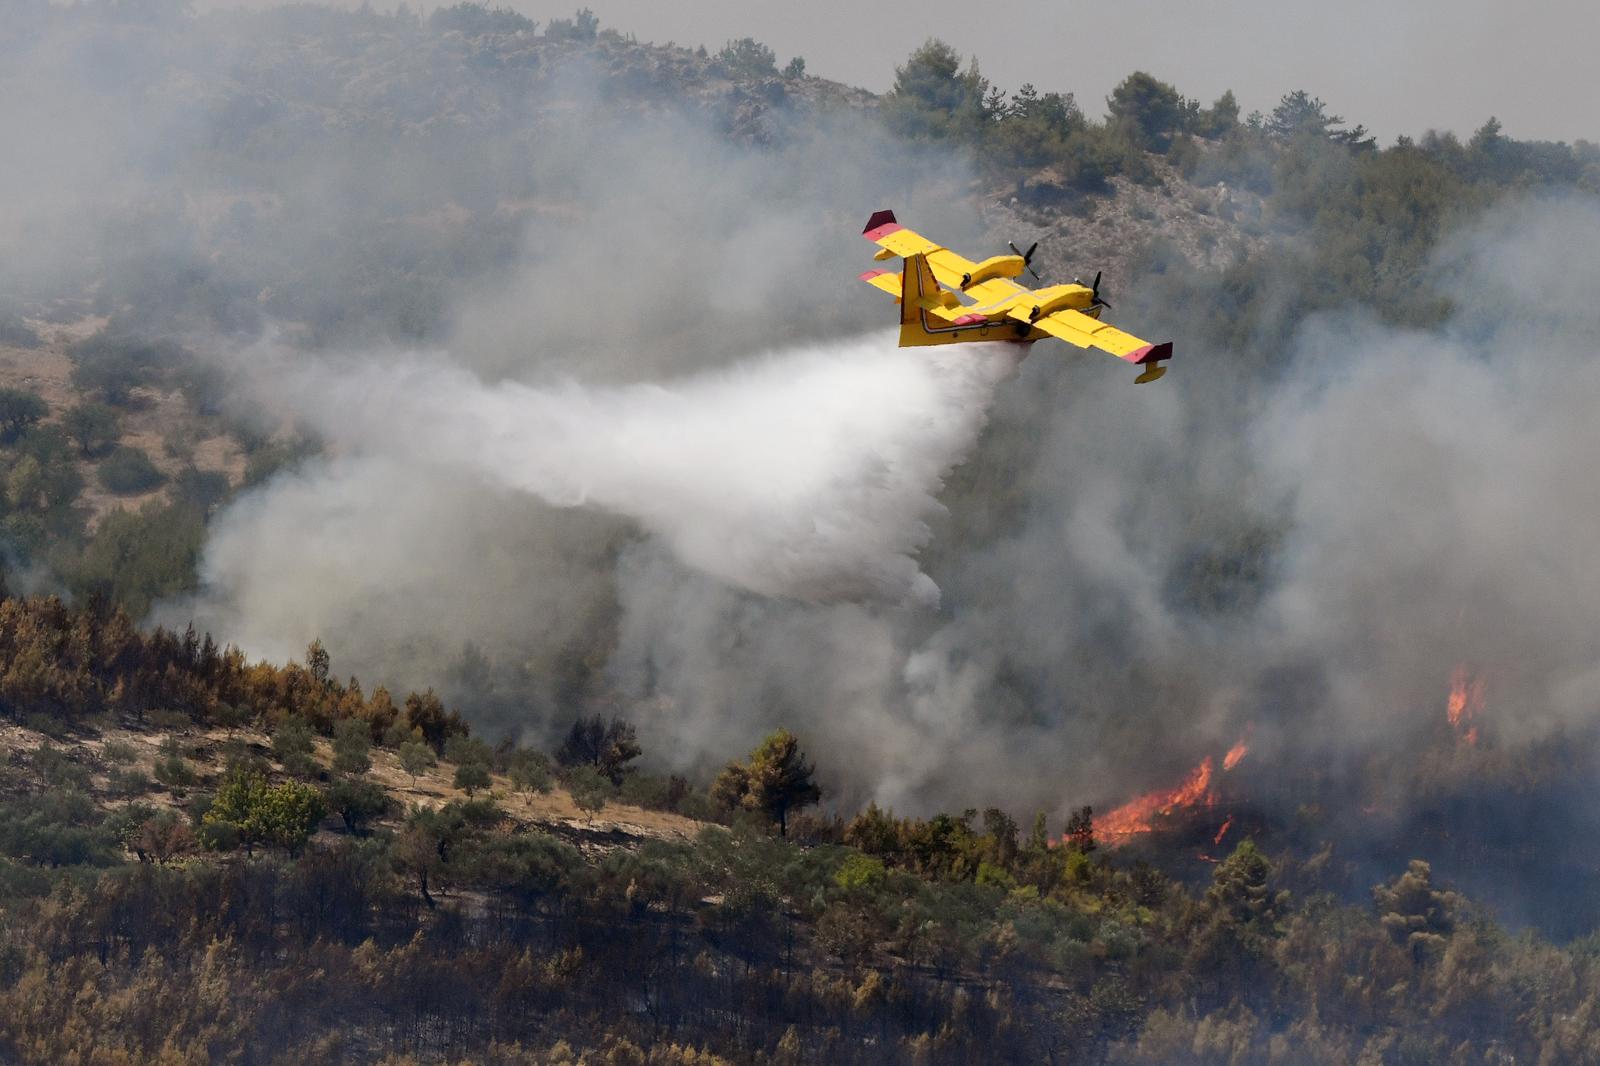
[858, 267, 902, 300]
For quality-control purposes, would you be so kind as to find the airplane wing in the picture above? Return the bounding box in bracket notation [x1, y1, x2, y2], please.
[857, 267, 901, 300]
[1015, 306, 1172, 382]
[862, 210, 976, 291]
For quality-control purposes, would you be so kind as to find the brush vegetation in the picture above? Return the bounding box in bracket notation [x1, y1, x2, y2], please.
[0, 592, 1597, 1063]
[2, 4, 1600, 1064]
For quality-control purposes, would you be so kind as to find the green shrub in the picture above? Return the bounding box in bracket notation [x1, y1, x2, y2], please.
[202, 767, 326, 855]
[617, 771, 692, 813]
[507, 749, 553, 795]
[62, 402, 121, 457]
[173, 467, 230, 510]
[211, 703, 251, 732]
[0, 791, 118, 867]
[107, 767, 153, 797]
[384, 720, 420, 749]
[0, 388, 47, 444]
[98, 446, 165, 495]
[428, 2, 535, 35]
[880, 39, 989, 143]
[716, 37, 777, 78]
[398, 738, 436, 782]
[241, 438, 315, 488]
[454, 762, 492, 796]
[675, 791, 716, 822]
[273, 715, 318, 777]
[1106, 71, 1195, 151]
[444, 734, 492, 767]
[325, 777, 387, 834]
[332, 717, 372, 775]
[153, 754, 197, 790]
[565, 765, 611, 821]
[148, 708, 193, 732]
[67, 332, 184, 406]
[0, 857, 52, 897]
[834, 852, 887, 893]
[21, 710, 70, 739]
[66, 501, 205, 619]
[33, 744, 92, 790]
[544, 7, 597, 41]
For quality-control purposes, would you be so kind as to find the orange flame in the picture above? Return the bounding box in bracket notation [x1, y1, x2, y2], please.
[1096, 757, 1216, 846]
[1084, 732, 1254, 848]
[1447, 666, 1485, 745]
[1213, 815, 1235, 846]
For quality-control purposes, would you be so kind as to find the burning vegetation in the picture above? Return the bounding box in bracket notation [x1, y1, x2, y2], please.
[1447, 665, 1485, 746]
[1085, 734, 1250, 849]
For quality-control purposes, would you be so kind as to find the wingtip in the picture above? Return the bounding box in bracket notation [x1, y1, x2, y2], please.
[1121, 341, 1174, 365]
[863, 209, 897, 233]
[1125, 342, 1171, 383]
[863, 209, 902, 240]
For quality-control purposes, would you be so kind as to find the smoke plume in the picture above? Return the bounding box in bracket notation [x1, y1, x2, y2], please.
[13, 5, 1600, 934]
[218, 334, 1021, 610]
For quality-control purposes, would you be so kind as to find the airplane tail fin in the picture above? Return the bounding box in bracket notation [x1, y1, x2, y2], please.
[899, 253, 933, 324]
[898, 252, 943, 346]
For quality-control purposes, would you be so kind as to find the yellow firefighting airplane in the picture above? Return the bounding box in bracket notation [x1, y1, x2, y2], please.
[859, 210, 1172, 383]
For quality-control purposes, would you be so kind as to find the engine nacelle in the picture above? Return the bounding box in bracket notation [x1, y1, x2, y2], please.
[1026, 284, 1095, 319]
[961, 254, 1026, 289]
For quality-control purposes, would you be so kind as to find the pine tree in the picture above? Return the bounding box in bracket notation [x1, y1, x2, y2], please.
[742, 729, 822, 838]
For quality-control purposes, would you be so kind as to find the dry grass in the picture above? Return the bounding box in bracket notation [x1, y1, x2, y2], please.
[362, 740, 702, 842]
[0, 342, 75, 410]
[1, 715, 704, 848]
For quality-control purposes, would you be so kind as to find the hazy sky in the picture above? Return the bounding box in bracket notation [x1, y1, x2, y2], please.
[492, 0, 1595, 144]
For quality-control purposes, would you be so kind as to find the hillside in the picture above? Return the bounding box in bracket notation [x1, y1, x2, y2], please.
[0, 713, 700, 856]
[6, 3, 1600, 1064]
[0, 319, 247, 529]
[2, 593, 1600, 1064]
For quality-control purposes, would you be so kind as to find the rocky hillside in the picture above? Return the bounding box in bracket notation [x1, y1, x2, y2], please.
[0, 711, 699, 864]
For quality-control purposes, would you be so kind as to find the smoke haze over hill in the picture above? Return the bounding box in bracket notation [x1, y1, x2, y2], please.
[175, 188, 1600, 855]
[8, 2, 1600, 939]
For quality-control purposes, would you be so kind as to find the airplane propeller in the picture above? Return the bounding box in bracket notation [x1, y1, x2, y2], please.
[1008, 241, 1041, 281]
[1089, 270, 1111, 310]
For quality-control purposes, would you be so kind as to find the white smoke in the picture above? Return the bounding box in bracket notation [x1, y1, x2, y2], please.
[53, 1, 1600, 838]
[212, 332, 1021, 616]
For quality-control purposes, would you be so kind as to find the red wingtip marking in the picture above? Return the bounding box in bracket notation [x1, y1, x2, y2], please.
[864, 223, 903, 241]
[1121, 341, 1173, 364]
[859, 269, 889, 281]
[863, 209, 898, 234]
